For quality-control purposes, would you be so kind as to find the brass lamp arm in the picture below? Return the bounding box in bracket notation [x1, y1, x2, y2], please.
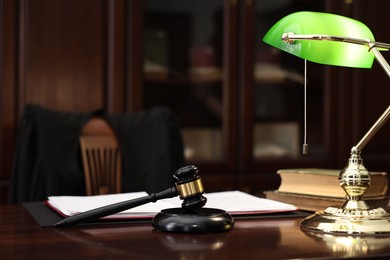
[282, 33, 390, 78]
[354, 49, 390, 153]
[282, 33, 390, 50]
[352, 105, 390, 153]
[371, 47, 390, 79]
[283, 32, 390, 154]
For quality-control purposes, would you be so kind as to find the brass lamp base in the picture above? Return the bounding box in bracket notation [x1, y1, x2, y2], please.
[301, 201, 390, 236]
[301, 141, 390, 236]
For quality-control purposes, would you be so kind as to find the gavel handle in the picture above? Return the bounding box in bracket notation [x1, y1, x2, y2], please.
[54, 187, 178, 227]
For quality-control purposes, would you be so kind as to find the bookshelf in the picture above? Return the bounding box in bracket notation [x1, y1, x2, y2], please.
[140, 0, 331, 193]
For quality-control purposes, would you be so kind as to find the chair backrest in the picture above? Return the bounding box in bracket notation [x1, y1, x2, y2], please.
[80, 117, 121, 195]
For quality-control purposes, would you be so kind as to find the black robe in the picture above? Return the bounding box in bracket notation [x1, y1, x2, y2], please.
[10, 104, 184, 203]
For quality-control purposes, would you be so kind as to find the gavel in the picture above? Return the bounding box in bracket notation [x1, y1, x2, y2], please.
[55, 165, 214, 228]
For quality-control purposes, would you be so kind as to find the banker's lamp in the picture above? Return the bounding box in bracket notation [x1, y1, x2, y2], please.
[263, 11, 390, 236]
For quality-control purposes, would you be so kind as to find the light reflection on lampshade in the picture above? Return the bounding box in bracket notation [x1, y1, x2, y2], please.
[263, 11, 375, 68]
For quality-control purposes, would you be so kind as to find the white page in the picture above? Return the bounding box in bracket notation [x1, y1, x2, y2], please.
[47, 190, 297, 218]
[203, 190, 297, 213]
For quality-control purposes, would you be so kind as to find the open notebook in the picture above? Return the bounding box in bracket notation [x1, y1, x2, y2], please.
[46, 190, 297, 220]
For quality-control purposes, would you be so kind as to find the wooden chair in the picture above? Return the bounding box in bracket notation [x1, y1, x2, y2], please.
[80, 117, 121, 195]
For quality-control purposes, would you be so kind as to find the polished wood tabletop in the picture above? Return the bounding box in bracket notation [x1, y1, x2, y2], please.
[2, 204, 390, 259]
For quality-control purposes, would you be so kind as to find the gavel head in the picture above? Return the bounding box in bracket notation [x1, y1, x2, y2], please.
[173, 165, 207, 211]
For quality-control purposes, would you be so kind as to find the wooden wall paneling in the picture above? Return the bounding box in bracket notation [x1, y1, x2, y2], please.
[237, 0, 255, 188]
[125, 0, 144, 112]
[0, 0, 2, 190]
[1, 0, 18, 203]
[105, 0, 125, 113]
[326, 0, 390, 171]
[324, 0, 390, 171]
[350, 0, 390, 172]
[23, 0, 106, 112]
[16, 0, 26, 116]
[0, 0, 128, 203]
[223, 0, 239, 175]
[322, 65, 340, 167]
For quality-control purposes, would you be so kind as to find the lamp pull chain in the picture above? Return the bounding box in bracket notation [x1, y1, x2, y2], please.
[303, 59, 309, 154]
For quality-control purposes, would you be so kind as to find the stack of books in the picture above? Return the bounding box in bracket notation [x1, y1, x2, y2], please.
[264, 168, 390, 212]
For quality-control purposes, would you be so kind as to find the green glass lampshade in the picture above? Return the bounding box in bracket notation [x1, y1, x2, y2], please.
[263, 11, 375, 68]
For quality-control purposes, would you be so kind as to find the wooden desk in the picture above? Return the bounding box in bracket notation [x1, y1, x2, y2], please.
[1, 204, 390, 259]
